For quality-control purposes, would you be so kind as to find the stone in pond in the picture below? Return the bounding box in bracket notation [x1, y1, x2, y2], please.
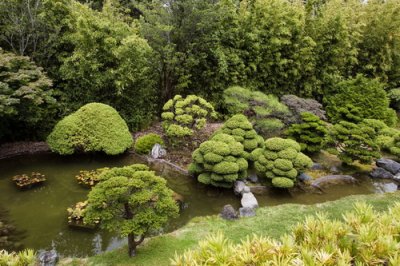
[370, 167, 394, 179]
[376, 158, 400, 175]
[373, 182, 398, 193]
[247, 173, 258, 183]
[310, 175, 357, 189]
[38, 250, 58, 266]
[311, 163, 324, 171]
[234, 181, 246, 195]
[239, 207, 256, 217]
[151, 144, 167, 159]
[220, 205, 238, 220]
[298, 173, 312, 182]
[241, 192, 258, 209]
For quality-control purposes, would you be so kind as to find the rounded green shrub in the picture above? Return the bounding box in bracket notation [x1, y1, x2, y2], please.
[134, 133, 164, 155]
[286, 112, 328, 153]
[326, 75, 397, 126]
[215, 114, 264, 160]
[188, 133, 248, 188]
[161, 95, 218, 140]
[47, 103, 133, 155]
[251, 137, 312, 188]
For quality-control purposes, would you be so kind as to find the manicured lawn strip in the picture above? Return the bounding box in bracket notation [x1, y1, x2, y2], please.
[83, 192, 400, 266]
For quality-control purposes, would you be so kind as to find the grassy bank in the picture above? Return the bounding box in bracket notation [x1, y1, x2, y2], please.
[63, 192, 400, 266]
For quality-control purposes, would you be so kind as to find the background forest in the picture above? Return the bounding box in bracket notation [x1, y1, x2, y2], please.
[1, 0, 400, 142]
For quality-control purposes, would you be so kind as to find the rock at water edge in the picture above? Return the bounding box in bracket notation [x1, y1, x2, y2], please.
[241, 192, 258, 209]
[239, 207, 256, 217]
[220, 204, 238, 220]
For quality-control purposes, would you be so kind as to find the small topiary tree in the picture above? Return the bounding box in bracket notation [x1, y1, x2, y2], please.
[161, 95, 217, 140]
[215, 114, 264, 160]
[134, 133, 164, 155]
[251, 138, 312, 188]
[326, 75, 397, 126]
[84, 164, 179, 257]
[328, 120, 380, 164]
[188, 133, 248, 188]
[285, 112, 328, 154]
[223, 86, 289, 137]
[47, 103, 133, 155]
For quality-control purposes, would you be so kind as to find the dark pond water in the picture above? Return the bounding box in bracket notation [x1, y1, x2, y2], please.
[0, 153, 389, 257]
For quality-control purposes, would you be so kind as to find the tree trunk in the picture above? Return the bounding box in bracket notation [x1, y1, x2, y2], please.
[127, 233, 145, 257]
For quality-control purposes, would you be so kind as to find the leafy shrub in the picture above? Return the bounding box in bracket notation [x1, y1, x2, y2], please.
[162, 95, 217, 139]
[0, 48, 57, 141]
[280, 94, 327, 124]
[223, 86, 289, 137]
[388, 88, 400, 111]
[251, 137, 312, 188]
[326, 75, 397, 126]
[85, 164, 179, 257]
[286, 112, 328, 153]
[188, 133, 248, 188]
[47, 103, 133, 155]
[215, 114, 264, 160]
[172, 203, 400, 265]
[134, 133, 164, 155]
[328, 120, 380, 164]
[0, 249, 36, 266]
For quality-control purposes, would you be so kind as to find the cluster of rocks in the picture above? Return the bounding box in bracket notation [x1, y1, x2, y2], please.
[220, 180, 259, 220]
[370, 158, 400, 182]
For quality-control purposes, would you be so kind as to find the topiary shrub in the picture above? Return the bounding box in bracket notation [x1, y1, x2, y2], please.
[188, 133, 248, 188]
[47, 103, 133, 155]
[161, 95, 217, 140]
[134, 133, 164, 155]
[327, 120, 380, 164]
[251, 137, 312, 188]
[285, 112, 328, 154]
[326, 75, 397, 126]
[280, 94, 327, 124]
[223, 86, 289, 137]
[215, 114, 264, 160]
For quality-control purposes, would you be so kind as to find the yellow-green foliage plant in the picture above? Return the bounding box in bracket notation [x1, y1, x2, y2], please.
[47, 103, 133, 155]
[0, 249, 36, 266]
[188, 133, 248, 188]
[251, 137, 312, 188]
[134, 133, 164, 155]
[216, 114, 264, 160]
[161, 95, 218, 139]
[172, 202, 400, 265]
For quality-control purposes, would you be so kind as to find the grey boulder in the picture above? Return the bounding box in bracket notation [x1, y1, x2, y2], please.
[376, 158, 400, 174]
[241, 192, 258, 209]
[239, 207, 256, 217]
[220, 204, 238, 220]
[370, 167, 394, 179]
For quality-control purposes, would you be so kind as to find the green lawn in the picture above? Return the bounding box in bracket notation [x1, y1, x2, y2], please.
[61, 192, 400, 266]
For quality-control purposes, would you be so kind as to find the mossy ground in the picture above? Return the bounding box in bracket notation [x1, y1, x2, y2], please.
[61, 192, 400, 266]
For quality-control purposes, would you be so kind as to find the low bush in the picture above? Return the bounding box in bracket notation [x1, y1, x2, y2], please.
[172, 203, 400, 265]
[0, 249, 36, 266]
[47, 103, 133, 155]
[223, 86, 289, 137]
[286, 112, 328, 153]
[215, 114, 264, 160]
[188, 133, 248, 188]
[388, 88, 400, 111]
[161, 95, 217, 140]
[280, 94, 327, 124]
[134, 133, 164, 155]
[251, 137, 312, 188]
[328, 120, 380, 164]
[326, 75, 397, 126]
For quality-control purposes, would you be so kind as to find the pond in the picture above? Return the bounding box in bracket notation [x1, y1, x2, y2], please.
[0, 153, 388, 257]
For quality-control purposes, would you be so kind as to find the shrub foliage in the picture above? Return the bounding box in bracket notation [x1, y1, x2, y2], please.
[172, 203, 400, 265]
[286, 112, 328, 153]
[162, 95, 217, 139]
[188, 133, 248, 188]
[251, 137, 312, 188]
[47, 103, 133, 155]
[216, 114, 264, 160]
[134, 133, 164, 155]
[84, 164, 179, 257]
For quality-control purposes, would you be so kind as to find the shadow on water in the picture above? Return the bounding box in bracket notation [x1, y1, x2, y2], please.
[0, 152, 385, 257]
